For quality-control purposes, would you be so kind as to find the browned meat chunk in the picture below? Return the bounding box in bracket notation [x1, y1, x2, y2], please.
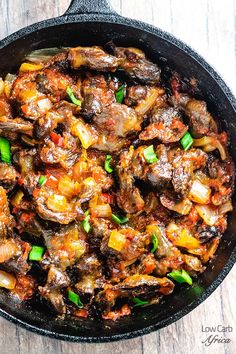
[39, 265, 70, 314]
[0, 163, 19, 192]
[81, 74, 116, 117]
[69, 46, 122, 71]
[125, 85, 148, 106]
[0, 186, 14, 238]
[139, 107, 188, 143]
[95, 274, 174, 311]
[114, 47, 161, 85]
[171, 148, 207, 197]
[0, 116, 33, 136]
[185, 99, 218, 137]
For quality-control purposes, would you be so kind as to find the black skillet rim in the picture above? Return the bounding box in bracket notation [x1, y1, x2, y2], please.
[0, 12, 236, 343]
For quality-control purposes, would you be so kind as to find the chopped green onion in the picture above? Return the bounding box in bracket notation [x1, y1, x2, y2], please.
[66, 87, 81, 106]
[0, 137, 11, 164]
[132, 297, 149, 307]
[167, 269, 193, 285]
[143, 145, 158, 164]
[68, 290, 83, 308]
[180, 132, 193, 150]
[104, 155, 113, 173]
[151, 233, 158, 253]
[29, 245, 45, 261]
[38, 175, 47, 186]
[115, 85, 125, 103]
[112, 213, 129, 225]
[82, 210, 91, 233]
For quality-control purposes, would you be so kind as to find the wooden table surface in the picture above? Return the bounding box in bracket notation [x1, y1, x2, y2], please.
[0, 1, 236, 353]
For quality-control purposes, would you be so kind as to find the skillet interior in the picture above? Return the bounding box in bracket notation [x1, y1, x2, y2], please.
[0, 13, 236, 342]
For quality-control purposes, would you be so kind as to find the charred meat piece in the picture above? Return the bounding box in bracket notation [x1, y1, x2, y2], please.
[171, 148, 207, 197]
[0, 163, 19, 192]
[34, 101, 77, 140]
[36, 69, 73, 102]
[76, 253, 105, 294]
[42, 224, 87, 270]
[0, 186, 15, 238]
[95, 274, 174, 311]
[125, 85, 148, 106]
[139, 107, 188, 143]
[11, 72, 52, 120]
[81, 74, 116, 118]
[93, 103, 142, 138]
[114, 47, 161, 85]
[69, 46, 122, 71]
[117, 147, 144, 213]
[39, 265, 70, 314]
[185, 99, 218, 137]
[1, 238, 31, 275]
[0, 116, 33, 136]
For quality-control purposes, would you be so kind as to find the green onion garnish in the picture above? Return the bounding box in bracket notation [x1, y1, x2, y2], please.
[82, 210, 91, 233]
[180, 132, 193, 150]
[115, 85, 125, 103]
[29, 245, 45, 261]
[167, 269, 193, 285]
[66, 87, 82, 106]
[151, 233, 158, 253]
[143, 145, 158, 164]
[68, 290, 83, 308]
[132, 297, 149, 307]
[0, 137, 11, 164]
[112, 214, 129, 225]
[104, 155, 113, 173]
[38, 175, 47, 186]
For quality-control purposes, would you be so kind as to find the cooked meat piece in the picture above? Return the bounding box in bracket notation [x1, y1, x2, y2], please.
[92, 134, 130, 152]
[185, 99, 218, 137]
[45, 265, 70, 289]
[0, 163, 19, 192]
[0, 186, 14, 238]
[36, 69, 73, 102]
[0, 96, 13, 117]
[125, 85, 148, 106]
[81, 74, 116, 118]
[11, 72, 52, 120]
[95, 274, 174, 311]
[12, 274, 36, 300]
[0, 116, 33, 136]
[16, 212, 44, 237]
[40, 140, 80, 170]
[117, 147, 144, 213]
[39, 288, 66, 314]
[69, 46, 122, 71]
[101, 228, 149, 262]
[183, 254, 204, 273]
[128, 144, 172, 189]
[139, 107, 188, 143]
[76, 254, 104, 294]
[196, 225, 221, 243]
[171, 148, 207, 197]
[1, 238, 31, 275]
[114, 47, 161, 85]
[42, 224, 87, 269]
[34, 101, 77, 140]
[93, 103, 142, 138]
[160, 192, 192, 215]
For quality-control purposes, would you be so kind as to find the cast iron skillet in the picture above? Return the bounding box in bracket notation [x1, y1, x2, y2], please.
[0, 0, 236, 343]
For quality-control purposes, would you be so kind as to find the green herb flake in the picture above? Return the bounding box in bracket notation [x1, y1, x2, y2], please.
[115, 85, 125, 103]
[143, 145, 158, 164]
[29, 245, 45, 261]
[132, 297, 149, 307]
[167, 269, 193, 285]
[180, 132, 193, 150]
[66, 87, 82, 106]
[68, 290, 83, 308]
[82, 210, 91, 233]
[112, 214, 129, 225]
[151, 233, 159, 253]
[104, 155, 113, 173]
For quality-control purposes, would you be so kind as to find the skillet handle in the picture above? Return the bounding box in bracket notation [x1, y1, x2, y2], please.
[65, 0, 118, 15]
